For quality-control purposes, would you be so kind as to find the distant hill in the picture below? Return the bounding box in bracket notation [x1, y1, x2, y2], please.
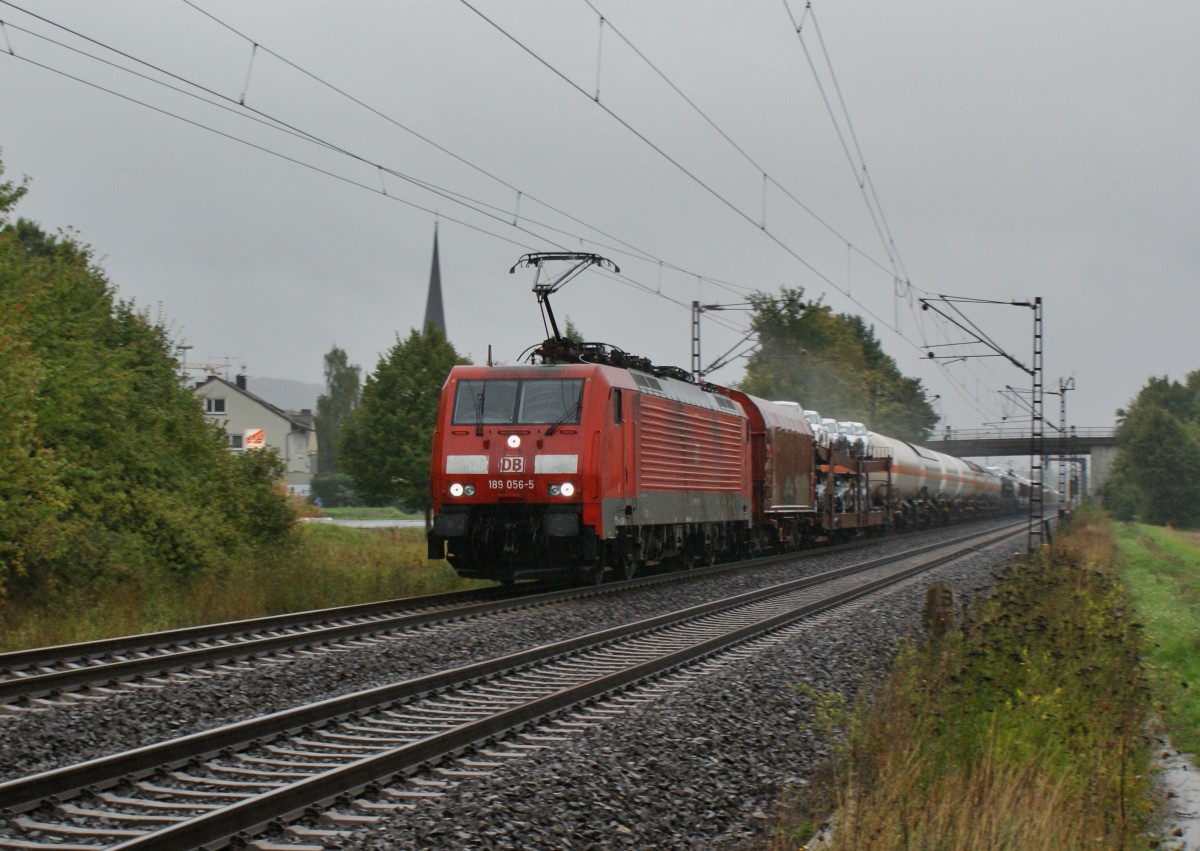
[245, 376, 324, 413]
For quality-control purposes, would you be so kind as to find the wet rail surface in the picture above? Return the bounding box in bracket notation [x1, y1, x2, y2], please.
[0, 522, 1024, 850]
[0, 523, 998, 708]
[0, 586, 518, 707]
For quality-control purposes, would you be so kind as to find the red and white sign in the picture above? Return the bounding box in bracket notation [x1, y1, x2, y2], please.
[245, 428, 266, 450]
[499, 456, 524, 473]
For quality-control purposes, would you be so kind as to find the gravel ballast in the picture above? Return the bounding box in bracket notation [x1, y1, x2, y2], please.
[327, 539, 1016, 849]
[1, 523, 1022, 847]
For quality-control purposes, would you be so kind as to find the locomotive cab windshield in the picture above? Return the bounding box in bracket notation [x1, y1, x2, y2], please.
[452, 378, 584, 428]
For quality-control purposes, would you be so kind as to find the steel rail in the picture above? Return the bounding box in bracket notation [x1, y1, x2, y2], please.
[0, 587, 520, 671]
[0, 518, 1017, 706]
[0, 585, 506, 674]
[0, 587, 517, 705]
[118, 524, 1023, 850]
[0, 521, 1023, 847]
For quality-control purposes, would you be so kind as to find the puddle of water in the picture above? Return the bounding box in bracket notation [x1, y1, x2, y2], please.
[1153, 738, 1200, 850]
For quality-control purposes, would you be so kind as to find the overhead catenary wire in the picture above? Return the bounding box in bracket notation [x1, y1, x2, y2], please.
[12, 3, 981, 415]
[460, 0, 1004, 422]
[0, 1, 749, 338]
[173, 0, 761, 304]
[457, 0, 906, 333]
[781, 0, 908, 287]
[580, 0, 903, 286]
[0, 40, 751, 348]
[782, 3, 1022, 428]
[35, 0, 882, 355]
[98, 7, 989, 412]
[577, 0, 1010, 425]
[5, 0, 1008, 420]
[777, 1, 1019, 422]
[12, 0, 763, 329]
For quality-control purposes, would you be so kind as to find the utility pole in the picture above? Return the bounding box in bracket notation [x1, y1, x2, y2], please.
[1054, 377, 1075, 512]
[1030, 297, 1044, 549]
[920, 294, 1045, 551]
[690, 301, 758, 382]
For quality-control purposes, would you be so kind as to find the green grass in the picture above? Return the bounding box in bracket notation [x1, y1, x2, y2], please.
[0, 524, 488, 652]
[1114, 522, 1200, 755]
[771, 507, 1155, 850]
[317, 506, 423, 521]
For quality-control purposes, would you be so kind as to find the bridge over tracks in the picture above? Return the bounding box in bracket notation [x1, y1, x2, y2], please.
[922, 427, 1118, 497]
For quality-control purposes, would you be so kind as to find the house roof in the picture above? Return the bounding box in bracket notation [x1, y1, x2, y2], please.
[193, 375, 314, 432]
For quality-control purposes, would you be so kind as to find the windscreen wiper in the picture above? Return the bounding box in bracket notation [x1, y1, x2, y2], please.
[545, 399, 582, 436]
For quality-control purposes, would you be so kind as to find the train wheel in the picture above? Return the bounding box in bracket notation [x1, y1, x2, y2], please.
[680, 531, 711, 570]
[588, 542, 607, 586]
[621, 547, 638, 580]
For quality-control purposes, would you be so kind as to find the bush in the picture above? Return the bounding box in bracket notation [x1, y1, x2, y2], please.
[776, 508, 1153, 849]
[0, 162, 296, 601]
[310, 473, 363, 507]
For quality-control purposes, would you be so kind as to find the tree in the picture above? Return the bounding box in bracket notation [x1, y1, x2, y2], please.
[1104, 372, 1200, 527]
[562, 316, 585, 343]
[738, 288, 938, 442]
[0, 159, 295, 599]
[314, 345, 361, 475]
[340, 327, 469, 520]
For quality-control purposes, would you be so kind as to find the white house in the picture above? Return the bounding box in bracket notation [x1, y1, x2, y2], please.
[193, 375, 318, 494]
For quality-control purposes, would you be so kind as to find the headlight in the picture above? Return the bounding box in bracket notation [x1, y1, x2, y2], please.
[449, 483, 464, 497]
[560, 482, 575, 497]
[464, 484, 475, 496]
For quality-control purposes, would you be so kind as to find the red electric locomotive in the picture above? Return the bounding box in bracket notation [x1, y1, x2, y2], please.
[427, 355, 753, 584]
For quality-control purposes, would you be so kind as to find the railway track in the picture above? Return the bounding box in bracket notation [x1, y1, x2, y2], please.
[0, 523, 992, 709]
[0, 521, 1023, 850]
[0, 586, 519, 709]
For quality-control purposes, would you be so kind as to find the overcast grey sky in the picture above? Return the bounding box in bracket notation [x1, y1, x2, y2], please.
[2, 0, 1196, 433]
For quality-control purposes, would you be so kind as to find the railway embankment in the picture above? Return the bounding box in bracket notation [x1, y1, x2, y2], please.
[0, 523, 1024, 848]
[773, 508, 1200, 851]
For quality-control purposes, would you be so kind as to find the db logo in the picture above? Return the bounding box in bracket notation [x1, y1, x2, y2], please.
[499, 456, 525, 473]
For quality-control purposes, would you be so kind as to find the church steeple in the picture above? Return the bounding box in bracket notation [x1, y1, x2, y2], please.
[423, 222, 446, 337]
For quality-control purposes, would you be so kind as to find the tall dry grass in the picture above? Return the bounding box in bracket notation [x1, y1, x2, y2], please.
[0, 524, 487, 651]
[771, 507, 1154, 850]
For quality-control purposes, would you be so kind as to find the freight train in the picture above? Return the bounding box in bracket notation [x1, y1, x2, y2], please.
[427, 253, 1032, 585]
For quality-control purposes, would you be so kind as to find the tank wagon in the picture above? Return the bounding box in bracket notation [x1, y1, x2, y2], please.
[867, 432, 1005, 527]
[427, 253, 1016, 584]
